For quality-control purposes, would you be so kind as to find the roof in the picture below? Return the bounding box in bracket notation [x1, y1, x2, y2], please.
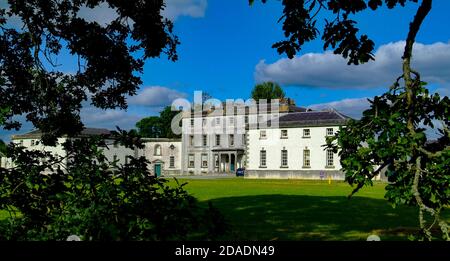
[141, 138, 182, 143]
[255, 110, 351, 129]
[11, 128, 112, 140]
[184, 104, 311, 118]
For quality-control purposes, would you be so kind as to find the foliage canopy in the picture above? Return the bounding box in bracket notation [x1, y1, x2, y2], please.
[251, 82, 285, 101]
[0, 0, 225, 240]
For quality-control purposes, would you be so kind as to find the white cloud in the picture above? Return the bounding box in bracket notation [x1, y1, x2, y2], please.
[255, 41, 450, 89]
[162, 0, 208, 21]
[1, 0, 207, 29]
[128, 86, 187, 107]
[77, 2, 120, 26]
[77, 0, 207, 25]
[307, 98, 371, 119]
[80, 108, 141, 130]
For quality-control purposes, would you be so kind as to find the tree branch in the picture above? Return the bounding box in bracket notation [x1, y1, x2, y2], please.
[402, 0, 432, 61]
[348, 161, 389, 198]
[403, 0, 432, 133]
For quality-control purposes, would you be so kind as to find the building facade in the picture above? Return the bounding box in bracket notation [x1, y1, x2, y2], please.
[1, 100, 378, 180]
[138, 138, 182, 177]
[1, 129, 182, 177]
[180, 99, 310, 175]
[5, 128, 135, 170]
[0, 152, 10, 169]
[181, 114, 247, 175]
[246, 110, 349, 180]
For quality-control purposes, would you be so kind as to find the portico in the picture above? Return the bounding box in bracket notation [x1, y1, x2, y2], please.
[212, 148, 245, 173]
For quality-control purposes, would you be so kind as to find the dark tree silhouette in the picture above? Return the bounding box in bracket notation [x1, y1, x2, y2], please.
[0, 0, 179, 144]
[0, 1, 225, 241]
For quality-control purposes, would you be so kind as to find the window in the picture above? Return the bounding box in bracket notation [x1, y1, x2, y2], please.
[169, 156, 175, 168]
[229, 117, 234, 125]
[202, 135, 207, 146]
[281, 129, 288, 138]
[260, 150, 266, 167]
[281, 149, 288, 167]
[201, 154, 208, 168]
[245, 115, 249, 124]
[215, 135, 221, 146]
[113, 155, 118, 162]
[229, 134, 234, 146]
[189, 135, 194, 146]
[30, 139, 40, 146]
[188, 154, 195, 168]
[326, 149, 334, 167]
[258, 115, 264, 123]
[215, 118, 221, 125]
[114, 142, 119, 148]
[190, 118, 194, 126]
[202, 118, 207, 126]
[303, 129, 310, 138]
[260, 130, 267, 139]
[154, 144, 161, 156]
[303, 149, 311, 168]
[326, 128, 334, 136]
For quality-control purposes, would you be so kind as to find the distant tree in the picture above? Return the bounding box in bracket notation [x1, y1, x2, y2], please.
[202, 92, 213, 103]
[159, 106, 181, 139]
[253, 0, 449, 240]
[136, 116, 162, 138]
[135, 106, 181, 139]
[251, 82, 285, 101]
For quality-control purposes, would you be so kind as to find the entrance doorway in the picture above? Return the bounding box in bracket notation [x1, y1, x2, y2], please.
[154, 164, 161, 177]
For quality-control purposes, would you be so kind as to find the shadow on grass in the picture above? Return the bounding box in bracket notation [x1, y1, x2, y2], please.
[203, 195, 428, 241]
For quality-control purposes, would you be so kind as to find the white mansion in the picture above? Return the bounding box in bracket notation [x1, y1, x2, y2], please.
[1, 98, 355, 180]
[246, 110, 348, 179]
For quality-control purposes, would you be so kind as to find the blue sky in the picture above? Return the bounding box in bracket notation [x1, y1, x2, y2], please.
[1, 0, 450, 141]
[141, 0, 450, 108]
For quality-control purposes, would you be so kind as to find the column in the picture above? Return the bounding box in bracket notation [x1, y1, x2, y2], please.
[219, 153, 222, 172]
[228, 153, 231, 173]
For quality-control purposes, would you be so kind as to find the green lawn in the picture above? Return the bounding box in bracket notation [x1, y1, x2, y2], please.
[1, 178, 448, 240]
[172, 178, 450, 241]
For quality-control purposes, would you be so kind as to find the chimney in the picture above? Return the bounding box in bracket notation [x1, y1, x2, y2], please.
[287, 98, 296, 106]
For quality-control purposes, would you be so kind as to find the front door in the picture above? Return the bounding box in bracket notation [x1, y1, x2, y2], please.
[154, 164, 161, 177]
[230, 154, 235, 172]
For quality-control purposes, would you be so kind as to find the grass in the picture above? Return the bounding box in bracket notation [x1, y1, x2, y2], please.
[1, 178, 448, 240]
[171, 178, 450, 241]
